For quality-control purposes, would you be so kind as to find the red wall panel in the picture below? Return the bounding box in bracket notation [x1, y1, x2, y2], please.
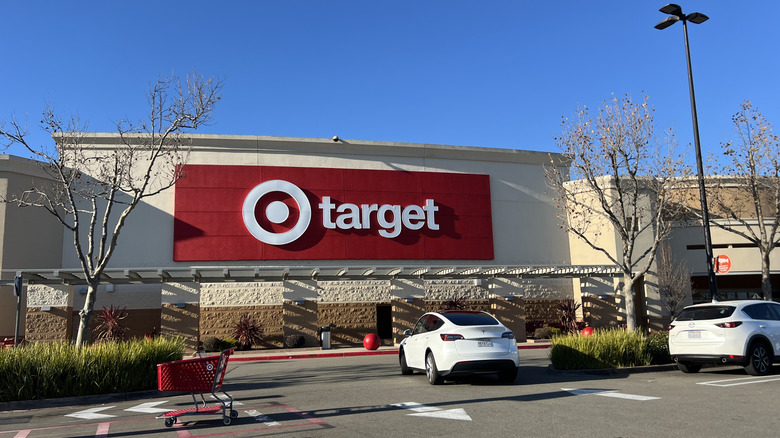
[173, 165, 493, 261]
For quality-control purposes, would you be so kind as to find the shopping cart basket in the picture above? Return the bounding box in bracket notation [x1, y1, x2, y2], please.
[156, 348, 237, 427]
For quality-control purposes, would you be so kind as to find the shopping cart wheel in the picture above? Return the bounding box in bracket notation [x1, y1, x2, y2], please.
[230, 410, 239, 419]
[164, 417, 176, 427]
[223, 416, 232, 425]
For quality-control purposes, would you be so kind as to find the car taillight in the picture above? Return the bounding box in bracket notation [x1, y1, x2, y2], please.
[668, 324, 675, 330]
[502, 331, 515, 339]
[440, 334, 464, 341]
[715, 321, 742, 328]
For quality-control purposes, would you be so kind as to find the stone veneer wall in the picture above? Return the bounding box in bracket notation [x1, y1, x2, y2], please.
[524, 299, 567, 326]
[21, 279, 572, 349]
[390, 297, 527, 344]
[283, 300, 319, 347]
[491, 297, 527, 342]
[25, 306, 72, 342]
[161, 304, 198, 351]
[318, 301, 379, 344]
[581, 295, 620, 329]
[200, 305, 285, 348]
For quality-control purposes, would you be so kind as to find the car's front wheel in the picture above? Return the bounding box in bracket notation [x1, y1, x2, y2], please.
[425, 352, 443, 385]
[676, 361, 701, 373]
[399, 350, 413, 375]
[745, 341, 772, 376]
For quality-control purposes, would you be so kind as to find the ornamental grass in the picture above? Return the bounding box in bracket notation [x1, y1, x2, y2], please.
[549, 329, 668, 370]
[0, 337, 184, 403]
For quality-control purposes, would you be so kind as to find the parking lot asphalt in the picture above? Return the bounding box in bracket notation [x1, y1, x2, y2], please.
[0, 341, 552, 412]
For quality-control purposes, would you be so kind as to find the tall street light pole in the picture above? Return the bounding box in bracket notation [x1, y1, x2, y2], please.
[655, 3, 718, 302]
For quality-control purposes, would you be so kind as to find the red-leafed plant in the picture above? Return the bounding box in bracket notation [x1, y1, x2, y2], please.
[93, 305, 129, 342]
[233, 315, 263, 350]
[441, 296, 469, 311]
[559, 299, 582, 334]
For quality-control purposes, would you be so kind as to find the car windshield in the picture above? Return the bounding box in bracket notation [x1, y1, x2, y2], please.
[675, 305, 736, 321]
[442, 312, 499, 326]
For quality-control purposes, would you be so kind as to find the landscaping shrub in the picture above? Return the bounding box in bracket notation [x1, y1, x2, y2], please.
[92, 305, 129, 342]
[233, 316, 263, 350]
[202, 337, 238, 352]
[441, 296, 468, 311]
[284, 335, 305, 348]
[549, 329, 652, 370]
[202, 337, 222, 352]
[533, 326, 562, 339]
[558, 299, 582, 334]
[645, 331, 671, 364]
[0, 337, 184, 402]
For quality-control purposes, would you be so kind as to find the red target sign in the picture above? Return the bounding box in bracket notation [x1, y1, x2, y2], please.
[715, 254, 731, 274]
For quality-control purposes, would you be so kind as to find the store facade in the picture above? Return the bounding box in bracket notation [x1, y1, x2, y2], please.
[2, 135, 600, 348]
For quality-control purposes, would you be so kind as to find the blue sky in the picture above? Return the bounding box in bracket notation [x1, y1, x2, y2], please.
[2, 1, 778, 164]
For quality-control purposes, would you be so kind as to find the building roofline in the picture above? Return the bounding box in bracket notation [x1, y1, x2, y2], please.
[59, 133, 570, 167]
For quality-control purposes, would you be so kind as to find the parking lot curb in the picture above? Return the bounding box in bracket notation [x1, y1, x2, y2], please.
[231, 349, 399, 362]
[547, 363, 678, 375]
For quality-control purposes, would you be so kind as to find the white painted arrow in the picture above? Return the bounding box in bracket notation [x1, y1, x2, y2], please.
[245, 410, 280, 426]
[65, 406, 116, 420]
[124, 401, 170, 414]
[391, 402, 472, 421]
[562, 388, 660, 401]
[409, 408, 472, 421]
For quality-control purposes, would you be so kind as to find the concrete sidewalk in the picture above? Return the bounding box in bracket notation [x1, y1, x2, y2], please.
[210, 340, 552, 362]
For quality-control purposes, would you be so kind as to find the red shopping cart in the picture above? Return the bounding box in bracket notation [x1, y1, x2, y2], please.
[156, 348, 237, 427]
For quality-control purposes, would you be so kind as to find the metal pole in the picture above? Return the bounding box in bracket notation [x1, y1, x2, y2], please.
[14, 275, 22, 346]
[682, 20, 718, 301]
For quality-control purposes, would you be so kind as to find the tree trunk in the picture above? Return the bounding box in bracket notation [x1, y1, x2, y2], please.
[75, 282, 99, 346]
[761, 251, 773, 301]
[622, 273, 636, 331]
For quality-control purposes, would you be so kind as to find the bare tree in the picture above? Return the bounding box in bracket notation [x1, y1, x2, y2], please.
[706, 101, 780, 300]
[0, 72, 223, 345]
[547, 94, 684, 330]
[656, 240, 691, 319]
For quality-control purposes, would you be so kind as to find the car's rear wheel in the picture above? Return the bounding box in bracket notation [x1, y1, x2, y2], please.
[745, 341, 772, 376]
[425, 352, 443, 385]
[498, 367, 518, 384]
[676, 361, 701, 373]
[399, 350, 413, 375]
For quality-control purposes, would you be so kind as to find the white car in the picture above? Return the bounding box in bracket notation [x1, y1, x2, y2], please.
[668, 300, 780, 376]
[399, 310, 520, 384]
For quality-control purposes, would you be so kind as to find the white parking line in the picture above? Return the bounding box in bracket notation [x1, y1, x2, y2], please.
[562, 388, 660, 401]
[698, 375, 780, 387]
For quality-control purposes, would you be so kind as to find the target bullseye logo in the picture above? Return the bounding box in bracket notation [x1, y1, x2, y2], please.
[242, 180, 311, 245]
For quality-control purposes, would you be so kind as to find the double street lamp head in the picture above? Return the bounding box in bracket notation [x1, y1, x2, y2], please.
[654, 3, 708, 29]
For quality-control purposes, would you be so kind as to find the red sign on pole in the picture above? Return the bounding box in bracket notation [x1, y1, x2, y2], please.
[714, 254, 731, 274]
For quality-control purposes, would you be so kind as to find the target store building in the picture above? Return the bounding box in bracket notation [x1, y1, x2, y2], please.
[1, 134, 623, 349]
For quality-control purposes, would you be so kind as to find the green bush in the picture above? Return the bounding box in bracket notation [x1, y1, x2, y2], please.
[0, 337, 184, 402]
[549, 329, 652, 370]
[533, 326, 562, 339]
[202, 337, 238, 352]
[645, 331, 671, 364]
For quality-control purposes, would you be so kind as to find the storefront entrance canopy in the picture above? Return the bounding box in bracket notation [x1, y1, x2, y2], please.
[2, 264, 622, 286]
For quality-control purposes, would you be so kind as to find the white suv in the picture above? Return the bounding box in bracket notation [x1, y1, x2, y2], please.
[668, 300, 780, 376]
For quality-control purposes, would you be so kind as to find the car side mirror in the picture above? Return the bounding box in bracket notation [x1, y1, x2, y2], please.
[403, 329, 412, 337]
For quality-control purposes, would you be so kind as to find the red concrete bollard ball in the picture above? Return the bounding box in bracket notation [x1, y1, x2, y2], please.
[581, 327, 594, 336]
[363, 333, 380, 350]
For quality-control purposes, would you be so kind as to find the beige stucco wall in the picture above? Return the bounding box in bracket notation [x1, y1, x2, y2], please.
[0, 156, 64, 338]
[57, 134, 572, 274]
